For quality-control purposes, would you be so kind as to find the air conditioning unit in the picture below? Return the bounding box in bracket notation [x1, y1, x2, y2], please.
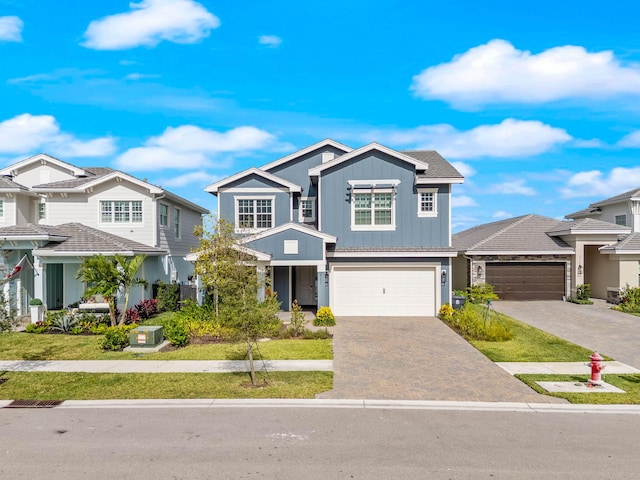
[129, 326, 164, 348]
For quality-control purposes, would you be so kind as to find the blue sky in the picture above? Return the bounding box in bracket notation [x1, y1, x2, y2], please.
[2, 0, 640, 232]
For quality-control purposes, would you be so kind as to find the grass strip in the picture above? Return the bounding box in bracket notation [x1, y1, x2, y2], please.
[0, 333, 332, 361]
[517, 374, 640, 404]
[0, 371, 333, 400]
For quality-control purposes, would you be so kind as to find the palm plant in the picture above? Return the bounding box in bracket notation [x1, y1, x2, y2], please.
[76, 254, 147, 326]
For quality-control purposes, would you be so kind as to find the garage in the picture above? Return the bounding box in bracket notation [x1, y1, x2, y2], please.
[486, 262, 566, 301]
[330, 264, 437, 316]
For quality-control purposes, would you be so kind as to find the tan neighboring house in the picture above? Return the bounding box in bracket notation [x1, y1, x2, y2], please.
[453, 213, 633, 302]
[0, 153, 208, 314]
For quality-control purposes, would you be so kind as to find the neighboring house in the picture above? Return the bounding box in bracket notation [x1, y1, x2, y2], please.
[566, 187, 640, 231]
[204, 139, 464, 316]
[0, 153, 208, 314]
[453, 213, 635, 302]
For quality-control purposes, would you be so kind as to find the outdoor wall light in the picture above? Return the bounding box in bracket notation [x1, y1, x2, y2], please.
[578, 265, 583, 275]
[476, 265, 483, 277]
[441, 270, 447, 285]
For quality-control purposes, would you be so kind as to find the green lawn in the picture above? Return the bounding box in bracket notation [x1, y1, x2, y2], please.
[0, 332, 332, 360]
[517, 374, 640, 404]
[0, 371, 333, 400]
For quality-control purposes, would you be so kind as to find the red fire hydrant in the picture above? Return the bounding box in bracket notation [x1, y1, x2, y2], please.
[588, 351, 605, 387]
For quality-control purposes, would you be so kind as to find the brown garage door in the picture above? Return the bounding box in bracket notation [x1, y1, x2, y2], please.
[486, 262, 566, 301]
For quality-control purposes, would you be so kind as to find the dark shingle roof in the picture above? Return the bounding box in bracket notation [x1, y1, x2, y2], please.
[402, 150, 464, 179]
[453, 214, 573, 253]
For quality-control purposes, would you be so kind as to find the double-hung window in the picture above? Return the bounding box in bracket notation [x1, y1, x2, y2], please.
[615, 214, 627, 226]
[236, 197, 274, 232]
[298, 197, 316, 222]
[100, 200, 143, 223]
[174, 207, 181, 238]
[349, 180, 398, 231]
[159, 204, 169, 226]
[417, 188, 438, 217]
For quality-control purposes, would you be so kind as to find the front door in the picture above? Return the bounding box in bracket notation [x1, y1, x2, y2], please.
[295, 266, 316, 306]
[46, 263, 64, 310]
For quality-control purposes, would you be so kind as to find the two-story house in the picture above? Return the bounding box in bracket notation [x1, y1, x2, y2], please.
[205, 140, 464, 316]
[0, 153, 208, 314]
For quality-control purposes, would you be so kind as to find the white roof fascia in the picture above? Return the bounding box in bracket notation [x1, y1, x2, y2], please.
[259, 139, 353, 171]
[184, 244, 272, 263]
[162, 191, 209, 214]
[0, 234, 68, 242]
[464, 250, 575, 256]
[205, 167, 302, 194]
[32, 250, 165, 257]
[308, 143, 429, 176]
[0, 153, 87, 177]
[80, 172, 163, 194]
[239, 222, 337, 244]
[327, 251, 458, 258]
[549, 228, 631, 236]
[416, 177, 465, 185]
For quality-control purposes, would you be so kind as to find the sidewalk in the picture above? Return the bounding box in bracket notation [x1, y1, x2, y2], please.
[0, 359, 333, 373]
[497, 361, 640, 375]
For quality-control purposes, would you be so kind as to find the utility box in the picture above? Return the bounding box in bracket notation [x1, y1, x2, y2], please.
[129, 326, 164, 348]
[451, 295, 467, 310]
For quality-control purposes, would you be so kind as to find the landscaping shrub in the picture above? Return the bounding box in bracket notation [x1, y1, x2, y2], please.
[164, 318, 190, 347]
[463, 283, 499, 304]
[438, 303, 454, 322]
[617, 285, 640, 313]
[50, 313, 79, 333]
[101, 326, 133, 351]
[156, 282, 180, 312]
[125, 307, 140, 324]
[135, 298, 158, 319]
[314, 306, 336, 326]
[568, 284, 593, 305]
[440, 304, 513, 342]
[302, 328, 331, 339]
[174, 299, 236, 341]
[288, 300, 306, 337]
[25, 320, 49, 334]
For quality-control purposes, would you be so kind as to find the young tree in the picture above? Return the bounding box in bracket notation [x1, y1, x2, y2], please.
[76, 254, 147, 326]
[193, 216, 280, 386]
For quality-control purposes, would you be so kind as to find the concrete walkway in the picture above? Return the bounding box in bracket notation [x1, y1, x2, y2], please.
[317, 316, 565, 403]
[494, 299, 640, 369]
[0, 359, 332, 373]
[497, 361, 640, 375]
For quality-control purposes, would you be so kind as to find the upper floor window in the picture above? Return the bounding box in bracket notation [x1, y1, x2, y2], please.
[174, 207, 181, 238]
[0, 200, 3, 217]
[159, 204, 169, 226]
[351, 190, 395, 231]
[298, 197, 316, 222]
[38, 202, 46, 222]
[417, 188, 438, 218]
[101, 200, 143, 223]
[615, 214, 627, 226]
[235, 197, 274, 232]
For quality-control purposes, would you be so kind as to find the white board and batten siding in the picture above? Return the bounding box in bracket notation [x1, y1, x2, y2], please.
[330, 263, 438, 317]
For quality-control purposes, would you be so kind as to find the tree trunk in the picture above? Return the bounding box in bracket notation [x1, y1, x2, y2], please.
[108, 298, 117, 327]
[119, 289, 130, 326]
[247, 338, 256, 386]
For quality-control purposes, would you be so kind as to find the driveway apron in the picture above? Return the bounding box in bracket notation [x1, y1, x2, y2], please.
[494, 300, 640, 369]
[317, 316, 563, 402]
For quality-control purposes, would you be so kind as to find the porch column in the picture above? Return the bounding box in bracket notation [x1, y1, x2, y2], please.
[317, 264, 329, 308]
[33, 256, 45, 306]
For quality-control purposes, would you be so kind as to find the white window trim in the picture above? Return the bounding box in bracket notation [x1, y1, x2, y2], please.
[0, 199, 4, 218]
[234, 196, 275, 234]
[350, 187, 396, 231]
[38, 200, 47, 223]
[298, 196, 316, 222]
[417, 188, 438, 218]
[174, 207, 181, 239]
[99, 200, 144, 224]
[615, 213, 627, 226]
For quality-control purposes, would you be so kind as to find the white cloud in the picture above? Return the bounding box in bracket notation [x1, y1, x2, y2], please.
[83, 0, 220, 50]
[125, 73, 161, 80]
[371, 119, 571, 159]
[258, 35, 282, 48]
[0, 16, 23, 42]
[452, 195, 477, 208]
[0, 114, 116, 157]
[489, 179, 536, 196]
[560, 167, 640, 198]
[411, 39, 640, 108]
[451, 161, 475, 178]
[492, 211, 512, 219]
[159, 170, 221, 188]
[116, 125, 279, 171]
[618, 130, 640, 147]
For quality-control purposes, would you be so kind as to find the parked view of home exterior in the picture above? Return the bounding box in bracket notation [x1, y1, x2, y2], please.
[0, 153, 209, 314]
[205, 139, 464, 316]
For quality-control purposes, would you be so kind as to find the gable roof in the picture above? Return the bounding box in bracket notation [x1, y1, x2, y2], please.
[453, 214, 573, 255]
[184, 244, 272, 263]
[205, 167, 302, 194]
[546, 218, 632, 236]
[260, 138, 353, 171]
[238, 222, 337, 244]
[0, 153, 88, 177]
[402, 151, 464, 181]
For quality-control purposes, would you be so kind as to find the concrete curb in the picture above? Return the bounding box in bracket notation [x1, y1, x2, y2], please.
[2, 398, 640, 414]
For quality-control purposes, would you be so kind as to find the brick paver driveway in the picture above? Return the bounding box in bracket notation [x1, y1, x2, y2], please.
[495, 299, 640, 369]
[317, 316, 563, 402]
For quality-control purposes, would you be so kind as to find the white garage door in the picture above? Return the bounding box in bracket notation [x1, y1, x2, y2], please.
[331, 265, 437, 316]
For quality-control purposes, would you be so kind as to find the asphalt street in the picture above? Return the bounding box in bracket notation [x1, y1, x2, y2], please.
[1, 406, 639, 479]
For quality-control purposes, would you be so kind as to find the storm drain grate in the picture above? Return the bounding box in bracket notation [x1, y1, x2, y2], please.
[5, 399, 63, 408]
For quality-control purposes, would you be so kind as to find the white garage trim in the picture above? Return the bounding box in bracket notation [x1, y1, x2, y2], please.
[330, 262, 441, 317]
